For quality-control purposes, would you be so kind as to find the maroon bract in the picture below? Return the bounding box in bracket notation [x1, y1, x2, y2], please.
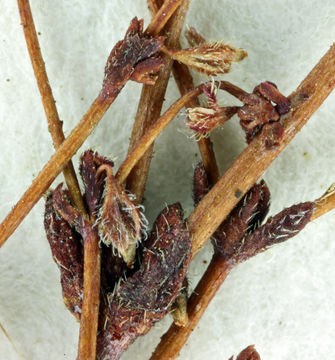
[44, 192, 83, 319]
[212, 181, 270, 262]
[234, 201, 314, 263]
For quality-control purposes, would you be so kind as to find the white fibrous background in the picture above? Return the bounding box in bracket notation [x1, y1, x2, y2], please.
[1, 1, 335, 359]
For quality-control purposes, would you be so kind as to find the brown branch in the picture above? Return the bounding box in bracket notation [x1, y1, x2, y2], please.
[145, 0, 183, 36]
[151, 188, 335, 359]
[147, 0, 160, 14]
[17, 1, 100, 355]
[77, 225, 101, 360]
[188, 43, 335, 259]
[17, 0, 85, 213]
[126, 0, 189, 203]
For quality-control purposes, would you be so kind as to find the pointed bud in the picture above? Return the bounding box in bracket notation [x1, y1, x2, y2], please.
[97, 164, 145, 266]
[187, 106, 238, 137]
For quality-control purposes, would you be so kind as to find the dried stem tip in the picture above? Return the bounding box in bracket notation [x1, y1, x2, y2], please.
[162, 41, 247, 75]
[187, 106, 239, 136]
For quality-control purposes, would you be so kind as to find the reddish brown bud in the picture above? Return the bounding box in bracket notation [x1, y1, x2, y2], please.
[229, 345, 261, 360]
[80, 150, 114, 216]
[238, 81, 290, 144]
[102, 17, 165, 95]
[213, 181, 270, 260]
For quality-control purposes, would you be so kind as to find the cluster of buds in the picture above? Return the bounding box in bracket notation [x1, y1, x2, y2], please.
[42, 17, 299, 360]
[45, 150, 192, 359]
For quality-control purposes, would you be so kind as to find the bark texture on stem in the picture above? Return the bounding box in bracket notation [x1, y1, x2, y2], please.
[126, 0, 189, 203]
[145, 0, 183, 36]
[77, 226, 101, 360]
[313, 185, 335, 220]
[188, 43, 335, 259]
[17, 0, 85, 213]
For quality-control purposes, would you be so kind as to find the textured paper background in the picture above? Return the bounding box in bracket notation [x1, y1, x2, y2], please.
[1, 0, 335, 359]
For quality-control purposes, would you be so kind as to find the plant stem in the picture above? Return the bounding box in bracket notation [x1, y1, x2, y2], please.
[187, 43, 335, 260]
[147, 0, 160, 14]
[145, 0, 184, 36]
[77, 225, 101, 360]
[126, 0, 189, 202]
[312, 185, 335, 220]
[118, 87, 201, 184]
[17, 0, 85, 213]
